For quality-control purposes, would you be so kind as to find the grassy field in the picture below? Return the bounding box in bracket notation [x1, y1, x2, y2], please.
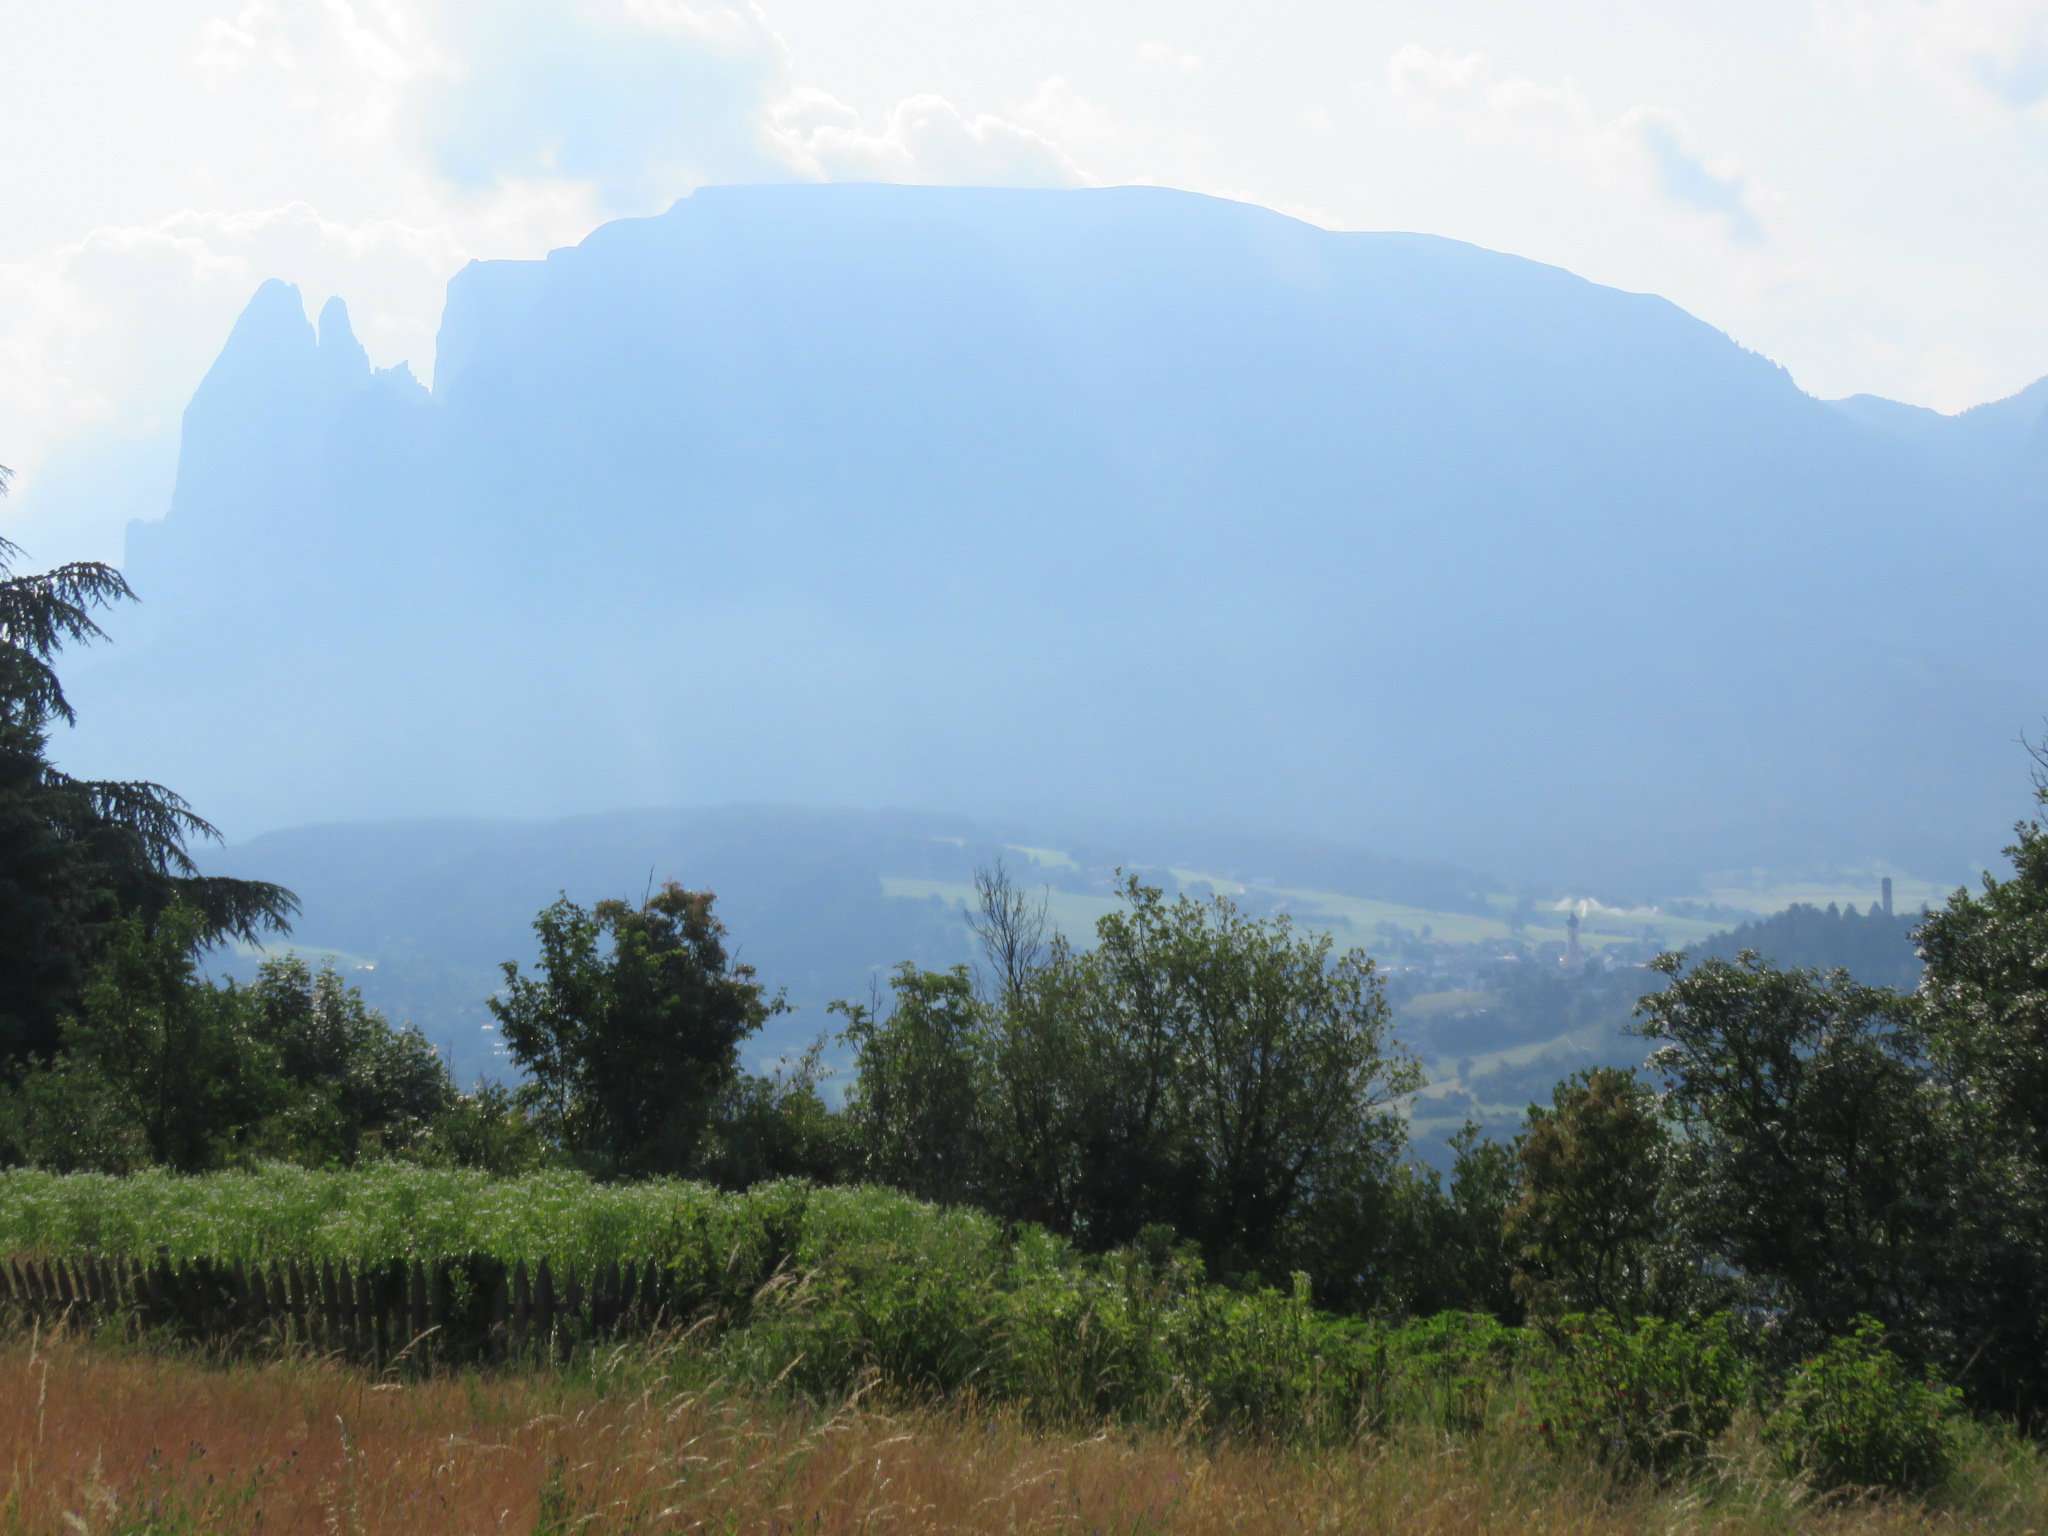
[885, 870, 1732, 957]
[1698, 871, 1958, 918]
[5, 1170, 2046, 1531]
[3, 1328, 2043, 1535]
[1403, 1022, 1639, 1146]
[1004, 843, 1080, 872]
[881, 875, 1123, 939]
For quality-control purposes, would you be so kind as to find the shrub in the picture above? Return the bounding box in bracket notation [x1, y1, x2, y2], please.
[1369, 1310, 1530, 1435]
[721, 1186, 1009, 1397]
[1764, 1317, 1962, 1494]
[0, 1167, 1557, 1445]
[1531, 1313, 1746, 1479]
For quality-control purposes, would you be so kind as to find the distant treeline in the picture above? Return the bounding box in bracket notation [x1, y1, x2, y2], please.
[1694, 900, 1925, 991]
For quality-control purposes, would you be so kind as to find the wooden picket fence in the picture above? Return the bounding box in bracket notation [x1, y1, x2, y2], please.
[0, 1251, 695, 1365]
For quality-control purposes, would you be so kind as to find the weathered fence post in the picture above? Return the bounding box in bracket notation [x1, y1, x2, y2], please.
[512, 1261, 532, 1357]
[408, 1261, 429, 1344]
[563, 1266, 584, 1349]
[535, 1259, 557, 1356]
[489, 1261, 510, 1362]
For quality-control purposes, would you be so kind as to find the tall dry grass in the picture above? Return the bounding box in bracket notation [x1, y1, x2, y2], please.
[0, 1324, 2040, 1535]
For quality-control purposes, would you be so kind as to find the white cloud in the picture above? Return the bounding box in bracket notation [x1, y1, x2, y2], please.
[1015, 76, 1123, 159]
[1385, 45, 1766, 243]
[621, 0, 782, 49]
[771, 90, 1091, 186]
[1387, 44, 1487, 98]
[192, 3, 279, 87]
[184, 0, 788, 199]
[181, 0, 1091, 196]
[1816, 0, 2048, 114]
[1136, 40, 1203, 76]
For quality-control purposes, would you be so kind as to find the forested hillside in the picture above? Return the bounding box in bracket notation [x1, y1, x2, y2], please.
[1692, 899, 1924, 990]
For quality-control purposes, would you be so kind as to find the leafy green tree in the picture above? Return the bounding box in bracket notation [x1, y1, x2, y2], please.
[700, 1038, 853, 1190]
[1636, 953, 1952, 1356]
[0, 1045, 152, 1173]
[1433, 1124, 1524, 1319]
[491, 884, 785, 1176]
[1918, 750, 2048, 1174]
[1082, 876, 1421, 1277]
[6, 905, 280, 1171]
[1532, 1312, 1748, 1481]
[488, 894, 602, 1148]
[415, 1081, 547, 1175]
[0, 469, 296, 1072]
[1507, 1067, 1680, 1320]
[834, 964, 987, 1205]
[1299, 1158, 1436, 1315]
[244, 956, 453, 1164]
[974, 942, 1095, 1232]
[832, 875, 1421, 1299]
[1913, 748, 2048, 1417]
[2, 918, 455, 1174]
[1354, 1125, 1523, 1319]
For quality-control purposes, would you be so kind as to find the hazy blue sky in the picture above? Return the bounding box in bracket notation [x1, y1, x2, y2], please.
[4, 0, 2045, 561]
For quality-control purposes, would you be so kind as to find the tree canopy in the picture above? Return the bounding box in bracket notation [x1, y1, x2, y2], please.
[0, 466, 297, 1069]
[490, 883, 787, 1177]
[836, 873, 1422, 1298]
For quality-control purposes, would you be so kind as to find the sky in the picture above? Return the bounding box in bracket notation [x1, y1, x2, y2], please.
[4, 0, 2045, 565]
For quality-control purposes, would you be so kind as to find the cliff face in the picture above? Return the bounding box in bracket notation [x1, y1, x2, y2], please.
[71, 184, 2047, 888]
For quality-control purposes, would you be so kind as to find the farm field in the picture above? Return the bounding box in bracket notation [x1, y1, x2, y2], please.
[1406, 1021, 1634, 1136]
[883, 869, 1732, 955]
[880, 875, 1123, 939]
[1698, 871, 1957, 918]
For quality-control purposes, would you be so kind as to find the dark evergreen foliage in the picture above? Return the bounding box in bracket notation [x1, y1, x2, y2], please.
[1694, 900, 1923, 990]
[0, 468, 297, 1071]
[0, 909, 455, 1172]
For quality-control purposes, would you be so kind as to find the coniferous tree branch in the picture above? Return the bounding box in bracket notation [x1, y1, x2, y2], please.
[1, 463, 299, 1070]
[38, 769, 218, 874]
[162, 874, 302, 947]
[2, 474, 138, 729]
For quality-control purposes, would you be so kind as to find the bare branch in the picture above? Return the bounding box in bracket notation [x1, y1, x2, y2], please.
[969, 857, 1051, 1001]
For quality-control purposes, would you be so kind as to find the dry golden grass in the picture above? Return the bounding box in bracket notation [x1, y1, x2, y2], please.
[0, 1326, 2041, 1535]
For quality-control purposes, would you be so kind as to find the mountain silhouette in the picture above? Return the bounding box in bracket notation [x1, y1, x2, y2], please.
[62, 184, 2046, 892]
